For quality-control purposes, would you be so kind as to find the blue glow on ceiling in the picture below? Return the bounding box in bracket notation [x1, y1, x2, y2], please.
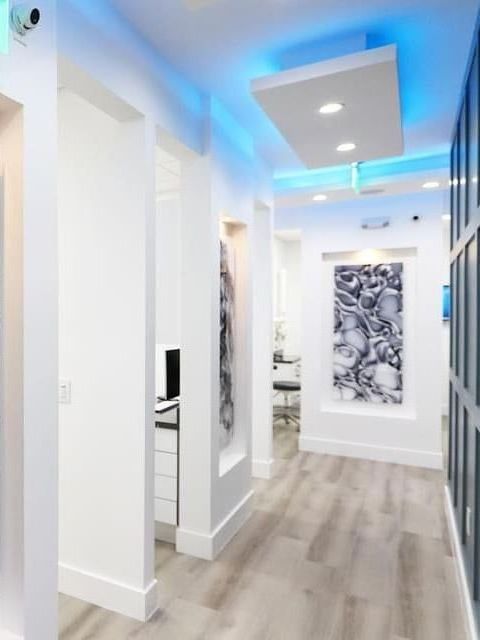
[248, 2, 479, 174]
[210, 96, 254, 160]
[361, 152, 450, 181]
[66, 0, 205, 120]
[73, 0, 479, 186]
[274, 152, 450, 192]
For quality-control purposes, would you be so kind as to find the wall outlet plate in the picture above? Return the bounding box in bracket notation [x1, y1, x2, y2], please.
[58, 380, 71, 404]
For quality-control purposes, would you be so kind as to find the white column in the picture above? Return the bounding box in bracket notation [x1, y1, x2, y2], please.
[176, 153, 216, 557]
[0, 0, 59, 633]
[58, 91, 157, 621]
[251, 205, 274, 478]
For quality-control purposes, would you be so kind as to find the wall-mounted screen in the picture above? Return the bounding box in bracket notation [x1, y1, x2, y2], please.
[442, 284, 451, 321]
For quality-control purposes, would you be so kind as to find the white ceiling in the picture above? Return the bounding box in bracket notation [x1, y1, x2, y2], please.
[110, 0, 478, 175]
[252, 45, 403, 169]
[184, 0, 219, 7]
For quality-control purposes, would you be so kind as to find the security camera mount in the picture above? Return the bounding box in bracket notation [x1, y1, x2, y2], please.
[10, 3, 40, 44]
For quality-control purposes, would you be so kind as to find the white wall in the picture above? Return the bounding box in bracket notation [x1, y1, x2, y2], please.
[58, 0, 205, 156]
[276, 192, 445, 469]
[0, 0, 271, 632]
[58, 0, 272, 569]
[210, 106, 255, 536]
[0, 2, 58, 638]
[156, 197, 181, 345]
[56, 1, 204, 609]
[58, 89, 157, 620]
[0, 103, 25, 640]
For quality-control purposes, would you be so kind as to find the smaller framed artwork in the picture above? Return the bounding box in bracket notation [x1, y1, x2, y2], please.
[443, 284, 451, 321]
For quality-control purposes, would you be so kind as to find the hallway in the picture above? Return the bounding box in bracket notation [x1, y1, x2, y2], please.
[59, 424, 466, 639]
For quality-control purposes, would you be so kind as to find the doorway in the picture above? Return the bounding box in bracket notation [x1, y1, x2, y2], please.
[273, 230, 302, 461]
[153, 144, 182, 546]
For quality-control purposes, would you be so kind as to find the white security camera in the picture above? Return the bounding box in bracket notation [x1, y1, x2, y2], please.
[10, 5, 41, 36]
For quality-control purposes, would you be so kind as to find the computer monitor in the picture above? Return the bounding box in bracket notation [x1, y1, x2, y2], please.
[156, 344, 180, 400]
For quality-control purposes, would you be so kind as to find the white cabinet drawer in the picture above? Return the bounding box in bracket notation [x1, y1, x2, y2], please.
[155, 428, 177, 454]
[155, 498, 177, 525]
[155, 475, 177, 501]
[155, 451, 177, 478]
[158, 408, 178, 424]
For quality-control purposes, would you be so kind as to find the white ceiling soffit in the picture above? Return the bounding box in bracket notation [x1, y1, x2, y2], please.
[184, 0, 219, 8]
[275, 168, 449, 209]
[252, 45, 403, 170]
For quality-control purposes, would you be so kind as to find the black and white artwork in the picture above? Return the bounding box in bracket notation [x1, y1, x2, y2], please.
[333, 263, 403, 404]
[220, 239, 235, 448]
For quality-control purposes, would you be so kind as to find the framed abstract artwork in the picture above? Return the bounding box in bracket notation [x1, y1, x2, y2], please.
[333, 262, 403, 404]
[220, 239, 235, 448]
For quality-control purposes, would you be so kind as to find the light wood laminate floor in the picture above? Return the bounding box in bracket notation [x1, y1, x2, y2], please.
[59, 423, 467, 639]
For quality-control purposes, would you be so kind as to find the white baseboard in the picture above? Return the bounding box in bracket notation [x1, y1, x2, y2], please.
[444, 487, 479, 640]
[252, 458, 274, 479]
[299, 435, 443, 470]
[59, 563, 158, 622]
[176, 490, 253, 560]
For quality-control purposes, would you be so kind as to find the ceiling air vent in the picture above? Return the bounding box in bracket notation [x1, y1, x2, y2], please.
[361, 216, 390, 230]
[360, 188, 385, 196]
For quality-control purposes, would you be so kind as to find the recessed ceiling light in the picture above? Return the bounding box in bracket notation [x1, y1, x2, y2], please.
[313, 193, 328, 202]
[337, 142, 356, 152]
[318, 102, 344, 115]
[423, 181, 440, 189]
[442, 214, 451, 221]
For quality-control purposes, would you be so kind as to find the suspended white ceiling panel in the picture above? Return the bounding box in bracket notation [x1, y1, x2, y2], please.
[251, 45, 403, 169]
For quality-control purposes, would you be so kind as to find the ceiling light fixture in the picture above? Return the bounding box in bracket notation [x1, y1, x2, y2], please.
[442, 214, 452, 221]
[423, 181, 440, 189]
[318, 102, 344, 115]
[337, 142, 356, 152]
[313, 193, 328, 202]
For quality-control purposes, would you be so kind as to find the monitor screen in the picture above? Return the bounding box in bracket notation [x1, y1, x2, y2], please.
[165, 348, 180, 400]
[443, 285, 451, 321]
[156, 345, 180, 400]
